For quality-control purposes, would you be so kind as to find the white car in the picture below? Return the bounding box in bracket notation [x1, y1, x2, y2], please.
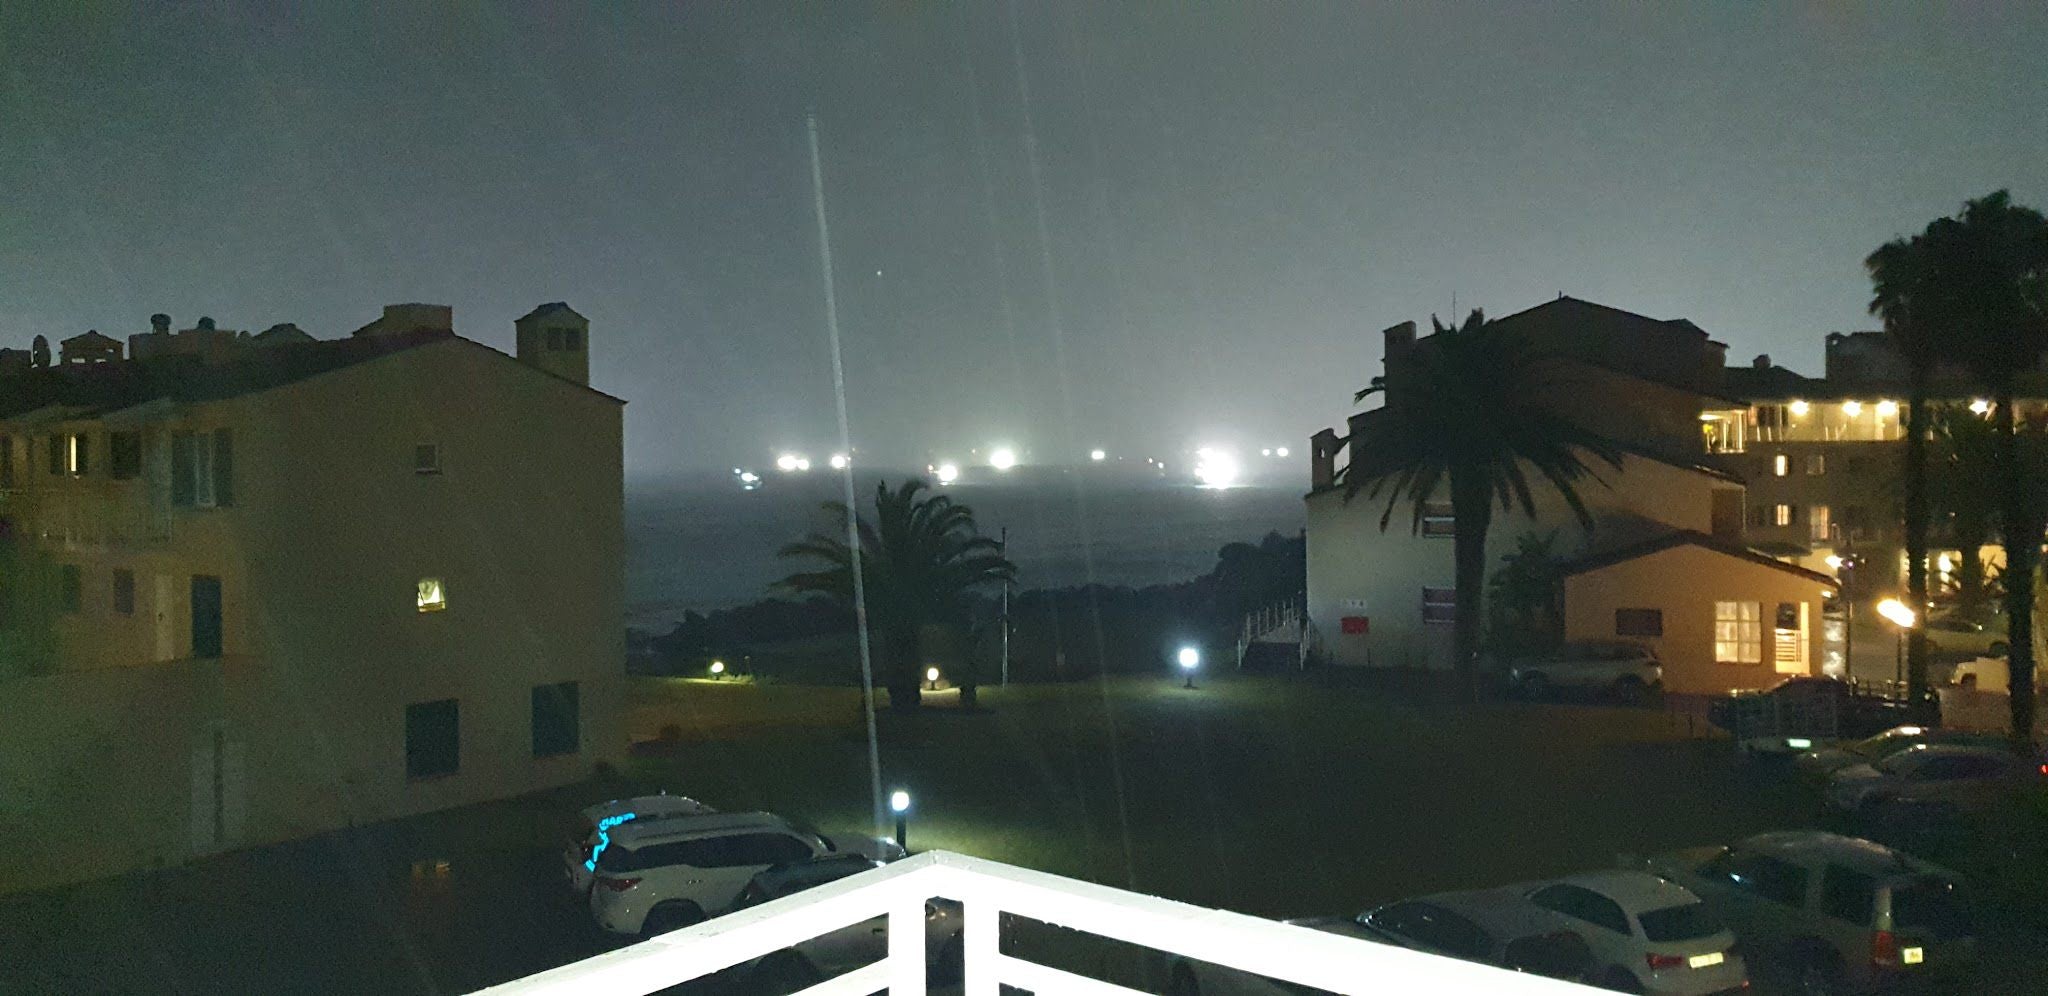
[735, 855, 965, 989]
[587, 811, 904, 937]
[1825, 743, 2040, 816]
[562, 793, 716, 894]
[1507, 641, 1663, 702]
[1515, 871, 1747, 995]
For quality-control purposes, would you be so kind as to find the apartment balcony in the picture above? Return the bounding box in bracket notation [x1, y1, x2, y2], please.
[479, 851, 1594, 996]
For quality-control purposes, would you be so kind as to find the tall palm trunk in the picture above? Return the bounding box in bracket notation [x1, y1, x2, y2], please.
[888, 626, 924, 712]
[1903, 375, 1932, 701]
[1450, 468, 1492, 700]
[1995, 390, 2038, 745]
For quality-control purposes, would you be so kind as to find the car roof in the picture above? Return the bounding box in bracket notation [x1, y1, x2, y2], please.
[1739, 831, 1938, 878]
[580, 794, 714, 823]
[749, 853, 877, 893]
[1542, 870, 1699, 913]
[1407, 887, 1551, 935]
[608, 810, 794, 848]
[1897, 743, 2011, 760]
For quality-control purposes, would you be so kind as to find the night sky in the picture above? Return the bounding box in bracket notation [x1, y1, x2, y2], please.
[4, 2, 2045, 474]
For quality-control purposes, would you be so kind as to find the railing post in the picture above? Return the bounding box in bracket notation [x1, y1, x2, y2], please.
[961, 899, 999, 996]
[889, 895, 928, 993]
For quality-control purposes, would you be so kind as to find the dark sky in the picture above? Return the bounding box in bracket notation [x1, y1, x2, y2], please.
[4, 2, 2045, 475]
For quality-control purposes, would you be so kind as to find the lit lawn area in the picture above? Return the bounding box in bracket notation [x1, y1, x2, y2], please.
[0, 675, 1819, 994]
[621, 675, 1808, 919]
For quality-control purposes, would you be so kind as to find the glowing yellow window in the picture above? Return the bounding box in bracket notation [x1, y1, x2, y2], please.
[417, 578, 447, 613]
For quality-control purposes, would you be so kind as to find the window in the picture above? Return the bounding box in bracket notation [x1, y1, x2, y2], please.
[1374, 902, 1490, 960]
[1809, 504, 1831, 543]
[417, 578, 448, 613]
[58, 564, 81, 613]
[46, 435, 62, 476]
[191, 575, 223, 658]
[1806, 453, 1825, 475]
[110, 432, 142, 480]
[112, 569, 135, 615]
[1529, 884, 1630, 935]
[1419, 501, 1454, 537]
[531, 681, 580, 757]
[1717, 851, 1808, 908]
[170, 430, 234, 508]
[1614, 608, 1663, 638]
[1747, 505, 1768, 528]
[405, 699, 460, 779]
[1421, 586, 1456, 625]
[67, 433, 89, 476]
[1772, 453, 1788, 477]
[1715, 601, 1762, 663]
[1637, 903, 1725, 942]
[1821, 866, 1876, 925]
[1774, 503, 1794, 527]
[415, 443, 441, 475]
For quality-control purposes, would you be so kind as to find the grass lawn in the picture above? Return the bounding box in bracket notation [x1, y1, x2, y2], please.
[0, 674, 1990, 994]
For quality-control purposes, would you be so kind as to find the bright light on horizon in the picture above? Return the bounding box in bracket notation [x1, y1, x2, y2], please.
[1089, 448, 1107, 462]
[936, 463, 960, 485]
[989, 447, 1018, 471]
[829, 452, 849, 470]
[1193, 447, 1240, 488]
[1275, 446, 1290, 458]
[775, 453, 801, 472]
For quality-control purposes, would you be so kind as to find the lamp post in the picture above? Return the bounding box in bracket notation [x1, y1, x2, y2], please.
[709, 659, 725, 680]
[889, 789, 911, 851]
[1177, 646, 1200, 690]
[925, 666, 940, 691]
[1876, 597, 1917, 696]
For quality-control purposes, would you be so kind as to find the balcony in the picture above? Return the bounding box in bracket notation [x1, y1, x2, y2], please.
[478, 850, 1594, 995]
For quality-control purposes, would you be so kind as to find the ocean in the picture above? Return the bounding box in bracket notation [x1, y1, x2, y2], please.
[624, 466, 1307, 629]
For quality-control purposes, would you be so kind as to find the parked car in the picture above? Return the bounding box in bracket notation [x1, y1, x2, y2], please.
[1513, 871, 1746, 995]
[1824, 743, 2043, 817]
[1947, 654, 2043, 695]
[1166, 887, 1596, 995]
[1793, 726, 2002, 782]
[1921, 613, 2006, 659]
[586, 811, 904, 937]
[1644, 831, 1978, 994]
[735, 854, 964, 989]
[1507, 641, 1663, 703]
[1708, 677, 1933, 755]
[563, 793, 716, 894]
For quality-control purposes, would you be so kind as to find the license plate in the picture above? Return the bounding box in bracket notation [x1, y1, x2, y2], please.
[1687, 952, 1724, 969]
[1902, 946, 1924, 965]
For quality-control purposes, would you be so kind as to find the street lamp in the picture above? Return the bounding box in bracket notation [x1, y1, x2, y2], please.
[709, 659, 725, 679]
[1177, 645, 1200, 689]
[926, 666, 940, 690]
[1876, 597, 1917, 693]
[889, 789, 911, 851]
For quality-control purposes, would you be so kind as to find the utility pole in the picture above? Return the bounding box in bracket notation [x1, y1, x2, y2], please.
[1000, 526, 1011, 686]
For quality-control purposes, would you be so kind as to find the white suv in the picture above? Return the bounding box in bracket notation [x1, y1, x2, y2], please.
[587, 812, 903, 936]
[562, 794, 717, 894]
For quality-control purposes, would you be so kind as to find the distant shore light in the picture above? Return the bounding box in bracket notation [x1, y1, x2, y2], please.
[1089, 448, 1107, 462]
[989, 447, 1018, 471]
[829, 453, 849, 470]
[1275, 446, 1290, 458]
[775, 453, 801, 472]
[936, 463, 960, 485]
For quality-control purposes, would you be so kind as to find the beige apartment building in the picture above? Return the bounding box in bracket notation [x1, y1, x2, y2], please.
[1305, 297, 1836, 695]
[0, 302, 624, 893]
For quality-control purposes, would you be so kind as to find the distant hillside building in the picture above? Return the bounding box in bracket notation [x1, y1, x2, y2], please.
[1305, 297, 1834, 694]
[0, 303, 624, 893]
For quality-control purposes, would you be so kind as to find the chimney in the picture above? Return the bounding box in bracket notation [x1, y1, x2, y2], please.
[1753, 354, 1771, 369]
[197, 316, 216, 331]
[1311, 428, 1341, 490]
[354, 303, 454, 338]
[1382, 320, 1417, 357]
[150, 313, 171, 335]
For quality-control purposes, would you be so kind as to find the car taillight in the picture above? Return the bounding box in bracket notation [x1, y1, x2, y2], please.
[1645, 953, 1685, 971]
[596, 877, 640, 892]
[1871, 929, 1898, 966]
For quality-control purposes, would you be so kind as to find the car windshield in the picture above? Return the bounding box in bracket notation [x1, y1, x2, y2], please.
[1636, 902, 1725, 942]
[1891, 880, 1973, 938]
[1876, 750, 1926, 775]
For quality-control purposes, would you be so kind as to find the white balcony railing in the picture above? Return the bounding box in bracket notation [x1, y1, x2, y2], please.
[477, 850, 1597, 995]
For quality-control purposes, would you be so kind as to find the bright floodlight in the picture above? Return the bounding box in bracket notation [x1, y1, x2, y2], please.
[989, 447, 1018, 470]
[1876, 597, 1917, 629]
[1193, 447, 1239, 488]
[1971, 398, 1992, 415]
[1824, 555, 1844, 570]
[1876, 399, 1899, 418]
[794, 457, 811, 471]
[1261, 448, 1273, 457]
[709, 660, 725, 675]
[1089, 448, 1107, 462]
[936, 463, 960, 485]
[1842, 400, 1863, 418]
[1177, 646, 1200, 670]
[1275, 446, 1290, 458]
[926, 666, 940, 683]
[775, 453, 800, 472]
[889, 790, 911, 814]
[1789, 400, 1810, 417]
[829, 452, 849, 470]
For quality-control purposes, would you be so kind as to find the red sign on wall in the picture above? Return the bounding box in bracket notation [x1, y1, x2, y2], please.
[1340, 616, 1369, 635]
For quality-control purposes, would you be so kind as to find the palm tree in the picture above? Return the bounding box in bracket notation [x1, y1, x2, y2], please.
[778, 479, 1016, 711]
[1929, 404, 1999, 617]
[1932, 191, 2048, 745]
[1486, 531, 1564, 657]
[1866, 232, 1946, 701]
[1347, 310, 1623, 694]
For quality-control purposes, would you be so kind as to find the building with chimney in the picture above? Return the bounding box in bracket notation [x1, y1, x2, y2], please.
[0, 302, 623, 893]
[1304, 297, 1835, 694]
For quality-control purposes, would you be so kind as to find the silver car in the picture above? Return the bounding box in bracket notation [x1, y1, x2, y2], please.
[1824, 743, 2040, 817]
[1793, 726, 1999, 782]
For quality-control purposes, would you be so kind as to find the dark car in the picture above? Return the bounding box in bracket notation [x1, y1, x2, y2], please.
[1709, 677, 1936, 754]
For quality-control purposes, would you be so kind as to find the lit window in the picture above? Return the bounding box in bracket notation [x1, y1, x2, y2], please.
[1715, 601, 1763, 664]
[415, 444, 441, 475]
[1419, 501, 1455, 537]
[1774, 504, 1794, 527]
[1421, 586, 1456, 625]
[1809, 505, 1831, 543]
[1772, 453, 1788, 477]
[66, 433, 89, 476]
[417, 578, 448, 613]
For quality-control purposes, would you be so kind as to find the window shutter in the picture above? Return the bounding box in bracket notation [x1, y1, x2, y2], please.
[171, 432, 196, 507]
[212, 429, 234, 507]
